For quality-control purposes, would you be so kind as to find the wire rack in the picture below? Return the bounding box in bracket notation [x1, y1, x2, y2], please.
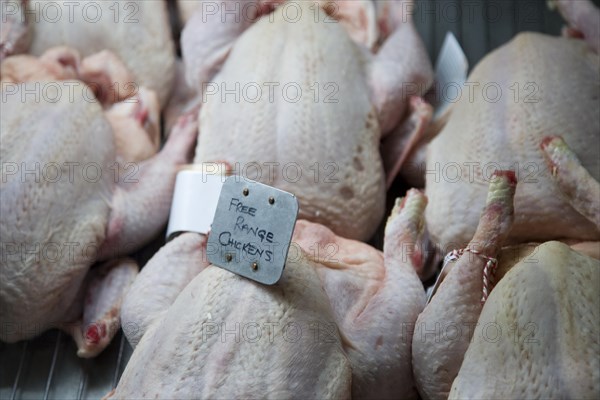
[1, 332, 131, 400]
[1, 0, 598, 398]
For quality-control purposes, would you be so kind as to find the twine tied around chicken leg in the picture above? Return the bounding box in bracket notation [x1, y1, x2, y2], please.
[443, 248, 498, 305]
[427, 170, 516, 306]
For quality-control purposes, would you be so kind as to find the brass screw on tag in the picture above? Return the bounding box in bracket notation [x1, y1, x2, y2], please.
[243, 188, 249, 196]
[268, 196, 275, 205]
[251, 262, 258, 271]
[226, 254, 233, 262]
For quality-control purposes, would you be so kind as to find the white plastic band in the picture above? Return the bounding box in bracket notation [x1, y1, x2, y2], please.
[166, 169, 225, 240]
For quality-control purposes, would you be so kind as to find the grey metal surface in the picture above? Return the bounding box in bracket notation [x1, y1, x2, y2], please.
[2, 0, 597, 398]
[414, 0, 578, 69]
[1, 331, 132, 400]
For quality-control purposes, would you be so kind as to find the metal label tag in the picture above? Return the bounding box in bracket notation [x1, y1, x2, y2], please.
[207, 176, 299, 285]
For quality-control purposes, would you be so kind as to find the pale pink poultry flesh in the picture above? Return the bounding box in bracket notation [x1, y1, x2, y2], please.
[0, 0, 30, 61]
[449, 241, 599, 399]
[414, 134, 600, 399]
[550, 0, 600, 52]
[412, 171, 517, 400]
[0, 82, 198, 357]
[181, 0, 433, 241]
[425, 27, 599, 251]
[1, 46, 161, 164]
[541, 135, 600, 231]
[23, 0, 175, 107]
[1, 0, 598, 394]
[108, 190, 428, 398]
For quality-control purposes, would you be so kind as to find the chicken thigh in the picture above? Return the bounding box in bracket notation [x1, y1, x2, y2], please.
[182, 0, 433, 241]
[0, 82, 197, 356]
[294, 190, 428, 399]
[109, 190, 428, 398]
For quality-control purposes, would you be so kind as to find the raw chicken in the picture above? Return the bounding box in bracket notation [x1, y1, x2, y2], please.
[0, 0, 30, 61]
[414, 140, 599, 399]
[25, 0, 175, 107]
[1, 47, 161, 164]
[541, 135, 600, 231]
[108, 190, 428, 398]
[108, 235, 353, 399]
[425, 29, 599, 250]
[1, 46, 80, 83]
[412, 171, 517, 400]
[550, 0, 600, 53]
[381, 96, 434, 189]
[450, 241, 599, 399]
[177, 0, 378, 42]
[0, 82, 197, 357]
[294, 192, 427, 399]
[182, 0, 433, 241]
[104, 87, 161, 165]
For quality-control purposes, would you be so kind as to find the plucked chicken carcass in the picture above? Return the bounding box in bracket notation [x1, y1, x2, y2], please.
[107, 190, 428, 398]
[450, 241, 599, 399]
[425, 0, 600, 250]
[417, 238, 600, 400]
[1, 46, 161, 164]
[108, 234, 353, 399]
[23, 0, 175, 107]
[182, 0, 433, 241]
[0, 82, 197, 357]
[414, 139, 599, 399]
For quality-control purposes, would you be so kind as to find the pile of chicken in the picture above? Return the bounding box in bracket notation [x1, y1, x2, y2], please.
[0, 0, 598, 399]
